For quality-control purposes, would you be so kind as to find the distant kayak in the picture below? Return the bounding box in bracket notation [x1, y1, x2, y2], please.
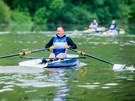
[102, 30, 118, 36]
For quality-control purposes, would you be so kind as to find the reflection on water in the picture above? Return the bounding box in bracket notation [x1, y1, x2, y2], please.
[0, 65, 134, 100]
[53, 85, 70, 101]
[0, 67, 73, 100]
[47, 68, 71, 101]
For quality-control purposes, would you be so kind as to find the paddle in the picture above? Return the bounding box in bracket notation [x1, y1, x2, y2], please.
[0, 48, 49, 59]
[20, 56, 87, 60]
[20, 55, 87, 64]
[69, 49, 126, 71]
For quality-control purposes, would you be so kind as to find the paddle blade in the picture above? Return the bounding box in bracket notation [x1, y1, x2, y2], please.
[113, 64, 126, 71]
[113, 64, 135, 71]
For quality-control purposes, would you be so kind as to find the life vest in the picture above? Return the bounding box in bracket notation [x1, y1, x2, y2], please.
[90, 22, 98, 29]
[109, 24, 116, 30]
[53, 35, 67, 56]
[92, 22, 97, 25]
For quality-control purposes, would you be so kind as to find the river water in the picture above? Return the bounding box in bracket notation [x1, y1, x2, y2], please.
[0, 32, 135, 101]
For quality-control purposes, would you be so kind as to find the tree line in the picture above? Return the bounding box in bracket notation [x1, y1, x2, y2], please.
[0, 0, 135, 31]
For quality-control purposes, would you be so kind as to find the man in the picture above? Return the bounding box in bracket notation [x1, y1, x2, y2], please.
[103, 20, 117, 35]
[45, 26, 77, 58]
[109, 20, 116, 30]
[89, 19, 98, 32]
[89, 19, 98, 29]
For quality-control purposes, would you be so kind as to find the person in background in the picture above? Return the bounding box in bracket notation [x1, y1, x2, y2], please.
[103, 20, 117, 35]
[109, 20, 116, 30]
[89, 19, 98, 31]
[45, 26, 77, 58]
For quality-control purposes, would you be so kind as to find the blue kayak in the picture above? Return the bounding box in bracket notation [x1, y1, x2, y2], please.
[47, 58, 78, 68]
[19, 54, 79, 68]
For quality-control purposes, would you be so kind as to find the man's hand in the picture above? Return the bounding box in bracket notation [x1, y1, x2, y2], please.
[49, 46, 54, 51]
[64, 46, 69, 49]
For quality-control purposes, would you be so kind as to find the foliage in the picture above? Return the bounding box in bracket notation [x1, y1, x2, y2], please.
[3, 0, 52, 16]
[50, 0, 64, 10]
[96, 6, 111, 25]
[0, 0, 10, 24]
[48, 0, 65, 24]
[10, 10, 33, 31]
[63, 6, 95, 24]
[33, 7, 50, 31]
[34, 7, 49, 24]
[128, 0, 135, 23]
[128, 0, 135, 34]
[1, 0, 135, 30]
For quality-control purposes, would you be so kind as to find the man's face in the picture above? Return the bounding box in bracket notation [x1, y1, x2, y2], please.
[112, 20, 115, 24]
[56, 27, 64, 37]
[94, 20, 96, 23]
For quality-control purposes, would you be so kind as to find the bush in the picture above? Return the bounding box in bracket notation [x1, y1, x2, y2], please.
[33, 7, 51, 31]
[10, 10, 33, 31]
[96, 7, 111, 25]
[34, 7, 50, 24]
[63, 6, 96, 24]
[0, 0, 10, 24]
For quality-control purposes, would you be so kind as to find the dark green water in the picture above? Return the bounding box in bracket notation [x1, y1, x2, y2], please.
[0, 32, 135, 101]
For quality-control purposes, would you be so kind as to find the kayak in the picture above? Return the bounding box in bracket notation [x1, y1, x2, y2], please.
[18, 54, 80, 68]
[102, 30, 118, 36]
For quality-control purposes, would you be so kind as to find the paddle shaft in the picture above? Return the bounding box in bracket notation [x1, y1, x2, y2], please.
[21, 56, 87, 60]
[70, 49, 114, 65]
[0, 48, 48, 59]
[0, 53, 20, 59]
[85, 54, 114, 65]
[30, 48, 48, 53]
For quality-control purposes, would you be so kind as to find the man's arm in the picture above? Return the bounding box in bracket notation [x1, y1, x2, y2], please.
[45, 37, 54, 48]
[66, 37, 77, 49]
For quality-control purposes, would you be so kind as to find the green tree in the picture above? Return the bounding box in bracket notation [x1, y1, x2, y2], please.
[129, 0, 135, 23]
[10, 10, 33, 31]
[34, 7, 50, 24]
[128, 0, 135, 34]
[48, 0, 65, 23]
[96, 6, 111, 25]
[2, 0, 135, 26]
[3, 0, 52, 16]
[63, 6, 95, 24]
[0, 0, 10, 24]
[33, 7, 49, 31]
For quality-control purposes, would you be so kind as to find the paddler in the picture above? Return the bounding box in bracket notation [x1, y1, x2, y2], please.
[45, 26, 77, 58]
